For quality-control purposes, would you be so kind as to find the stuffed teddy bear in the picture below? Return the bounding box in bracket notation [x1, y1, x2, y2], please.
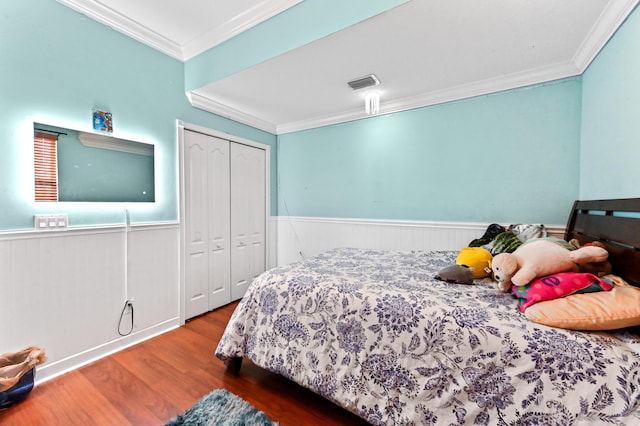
[568, 239, 612, 277]
[491, 239, 609, 292]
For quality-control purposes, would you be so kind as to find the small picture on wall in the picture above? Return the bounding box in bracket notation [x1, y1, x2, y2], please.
[93, 110, 113, 132]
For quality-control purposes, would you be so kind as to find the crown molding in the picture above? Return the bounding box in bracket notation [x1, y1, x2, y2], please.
[277, 61, 581, 134]
[190, 61, 582, 136]
[380, 62, 581, 115]
[57, 0, 183, 60]
[277, 108, 369, 135]
[57, 0, 301, 62]
[572, 0, 639, 72]
[187, 91, 277, 134]
[181, 0, 303, 60]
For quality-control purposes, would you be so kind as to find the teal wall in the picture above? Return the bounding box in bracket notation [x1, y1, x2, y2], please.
[0, 0, 276, 231]
[278, 78, 582, 225]
[3, 1, 637, 232]
[581, 6, 640, 199]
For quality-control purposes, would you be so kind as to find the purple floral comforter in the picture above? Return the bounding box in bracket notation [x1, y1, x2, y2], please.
[215, 248, 640, 425]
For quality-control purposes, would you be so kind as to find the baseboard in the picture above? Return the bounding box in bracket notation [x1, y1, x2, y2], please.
[35, 317, 180, 384]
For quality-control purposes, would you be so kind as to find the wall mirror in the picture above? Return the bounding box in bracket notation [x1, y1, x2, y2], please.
[34, 122, 155, 202]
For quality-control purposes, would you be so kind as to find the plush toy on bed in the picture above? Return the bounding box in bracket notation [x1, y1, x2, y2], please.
[456, 247, 493, 279]
[568, 239, 613, 277]
[435, 264, 475, 284]
[491, 239, 609, 292]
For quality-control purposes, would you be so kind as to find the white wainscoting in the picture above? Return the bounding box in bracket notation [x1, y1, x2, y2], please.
[0, 216, 563, 382]
[275, 216, 565, 266]
[269, 217, 278, 269]
[0, 223, 180, 383]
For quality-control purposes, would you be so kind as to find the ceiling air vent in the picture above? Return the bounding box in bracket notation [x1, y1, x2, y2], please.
[347, 74, 380, 90]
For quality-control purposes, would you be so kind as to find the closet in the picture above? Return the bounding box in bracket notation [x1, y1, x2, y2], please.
[182, 129, 266, 320]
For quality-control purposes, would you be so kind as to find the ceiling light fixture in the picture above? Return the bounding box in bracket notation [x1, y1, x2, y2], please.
[364, 91, 380, 115]
[347, 74, 381, 116]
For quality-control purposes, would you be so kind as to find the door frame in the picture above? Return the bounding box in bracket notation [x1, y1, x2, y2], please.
[177, 120, 271, 325]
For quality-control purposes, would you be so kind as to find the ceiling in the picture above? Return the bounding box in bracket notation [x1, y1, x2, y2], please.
[59, 0, 639, 134]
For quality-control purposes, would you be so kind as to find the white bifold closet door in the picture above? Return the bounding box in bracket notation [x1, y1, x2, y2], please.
[183, 130, 265, 320]
[230, 142, 266, 300]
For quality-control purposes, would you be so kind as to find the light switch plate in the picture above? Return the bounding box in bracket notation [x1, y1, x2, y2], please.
[34, 214, 68, 231]
[36, 217, 48, 229]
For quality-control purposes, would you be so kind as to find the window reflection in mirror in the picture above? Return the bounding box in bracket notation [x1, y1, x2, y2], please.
[34, 123, 155, 202]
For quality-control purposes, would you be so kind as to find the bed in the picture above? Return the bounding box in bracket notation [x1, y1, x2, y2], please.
[215, 198, 640, 425]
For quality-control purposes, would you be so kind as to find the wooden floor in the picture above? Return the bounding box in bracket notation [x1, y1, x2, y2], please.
[0, 302, 369, 425]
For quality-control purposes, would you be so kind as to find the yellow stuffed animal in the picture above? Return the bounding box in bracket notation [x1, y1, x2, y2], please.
[491, 239, 609, 292]
[456, 247, 493, 279]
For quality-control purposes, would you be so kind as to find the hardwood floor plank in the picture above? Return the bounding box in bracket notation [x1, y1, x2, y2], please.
[80, 357, 178, 425]
[17, 371, 130, 425]
[113, 345, 216, 403]
[0, 301, 369, 426]
[149, 329, 221, 374]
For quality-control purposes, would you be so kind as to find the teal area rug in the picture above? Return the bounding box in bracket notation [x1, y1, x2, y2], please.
[165, 389, 278, 426]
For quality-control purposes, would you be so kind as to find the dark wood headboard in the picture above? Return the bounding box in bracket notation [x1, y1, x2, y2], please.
[565, 198, 640, 286]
